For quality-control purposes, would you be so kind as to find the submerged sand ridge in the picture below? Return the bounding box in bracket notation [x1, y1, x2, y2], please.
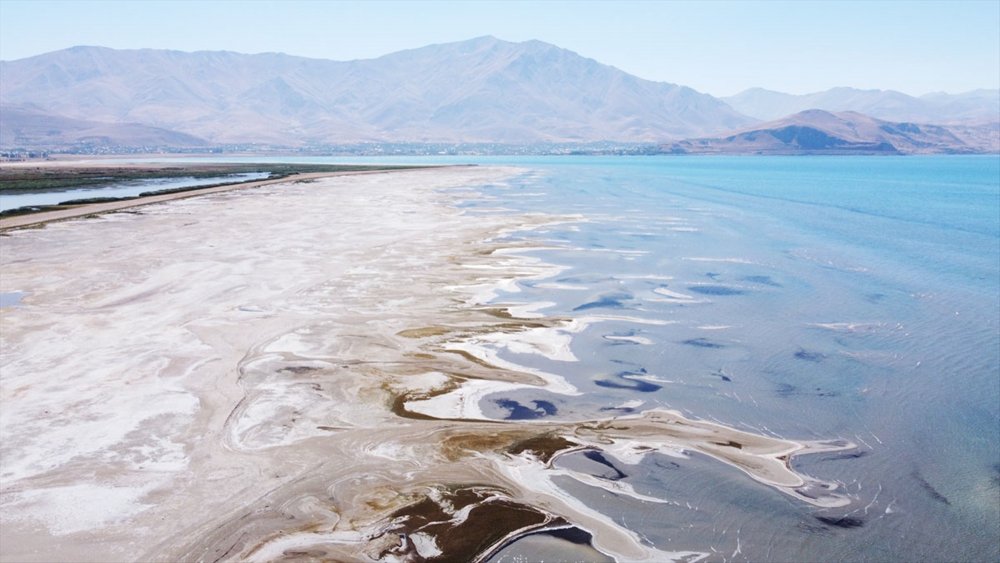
[0, 167, 853, 562]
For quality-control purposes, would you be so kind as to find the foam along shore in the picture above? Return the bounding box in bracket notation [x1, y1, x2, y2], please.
[0, 166, 853, 563]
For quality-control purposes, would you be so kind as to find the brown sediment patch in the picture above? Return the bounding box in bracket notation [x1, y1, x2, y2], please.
[398, 318, 556, 342]
[712, 440, 744, 449]
[440, 431, 527, 461]
[442, 348, 500, 369]
[507, 433, 581, 464]
[389, 376, 465, 422]
[383, 490, 554, 563]
[398, 326, 453, 339]
[480, 306, 515, 319]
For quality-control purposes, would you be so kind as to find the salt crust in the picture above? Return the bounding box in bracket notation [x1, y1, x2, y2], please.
[0, 166, 854, 563]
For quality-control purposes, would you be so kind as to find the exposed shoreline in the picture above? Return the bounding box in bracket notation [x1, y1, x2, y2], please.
[0, 166, 853, 562]
[0, 163, 453, 231]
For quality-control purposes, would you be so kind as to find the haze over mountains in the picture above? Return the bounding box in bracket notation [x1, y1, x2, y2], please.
[723, 87, 999, 123]
[0, 104, 210, 148]
[0, 37, 751, 146]
[0, 36, 997, 152]
[664, 109, 1000, 155]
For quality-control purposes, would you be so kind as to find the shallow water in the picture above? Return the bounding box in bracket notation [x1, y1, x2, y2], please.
[0, 291, 24, 308]
[462, 155, 999, 561]
[0, 172, 269, 212]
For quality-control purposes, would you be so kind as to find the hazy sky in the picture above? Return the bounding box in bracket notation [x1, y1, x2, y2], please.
[1, 0, 997, 97]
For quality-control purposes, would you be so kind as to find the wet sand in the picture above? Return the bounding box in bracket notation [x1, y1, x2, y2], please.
[0, 167, 852, 562]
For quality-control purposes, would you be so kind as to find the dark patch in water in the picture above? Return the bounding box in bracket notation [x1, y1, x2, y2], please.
[711, 369, 733, 382]
[775, 383, 798, 397]
[820, 450, 869, 462]
[603, 330, 642, 346]
[794, 349, 827, 362]
[742, 275, 782, 287]
[534, 400, 557, 415]
[796, 521, 834, 536]
[541, 526, 593, 545]
[599, 406, 635, 413]
[574, 293, 631, 311]
[815, 515, 865, 529]
[654, 459, 681, 470]
[534, 401, 557, 415]
[582, 450, 627, 480]
[705, 272, 722, 280]
[912, 470, 951, 505]
[866, 292, 887, 302]
[687, 285, 746, 296]
[594, 379, 661, 392]
[495, 399, 558, 420]
[594, 369, 661, 392]
[775, 382, 839, 398]
[682, 337, 725, 349]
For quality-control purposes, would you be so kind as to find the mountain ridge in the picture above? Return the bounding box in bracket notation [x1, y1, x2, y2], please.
[723, 87, 999, 123]
[662, 109, 998, 155]
[3, 38, 996, 150]
[0, 38, 753, 145]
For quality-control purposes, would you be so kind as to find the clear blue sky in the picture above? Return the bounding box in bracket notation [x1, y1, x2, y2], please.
[0, 0, 997, 97]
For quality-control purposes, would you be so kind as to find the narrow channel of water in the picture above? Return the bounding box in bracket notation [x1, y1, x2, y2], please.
[0, 172, 269, 212]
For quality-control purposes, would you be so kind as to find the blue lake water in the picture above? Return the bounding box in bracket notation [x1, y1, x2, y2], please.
[103, 155, 1000, 560]
[475, 156, 999, 562]
[0, 172, 269, 212]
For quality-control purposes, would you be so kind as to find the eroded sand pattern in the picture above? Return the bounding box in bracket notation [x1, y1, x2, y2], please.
[0, 167, 852, 562]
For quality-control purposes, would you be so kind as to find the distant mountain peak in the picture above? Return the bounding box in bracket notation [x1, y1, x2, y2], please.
[1, 40, 753, 145]
[723, 86, 999, 123]
[665, 109, 997, 155]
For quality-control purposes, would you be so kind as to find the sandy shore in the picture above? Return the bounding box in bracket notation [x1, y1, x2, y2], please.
[0, 167, 851, 562]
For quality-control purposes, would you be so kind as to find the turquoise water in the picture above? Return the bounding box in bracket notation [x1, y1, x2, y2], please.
[473, 156, 999, 562]
[111, 154, 1000, 560]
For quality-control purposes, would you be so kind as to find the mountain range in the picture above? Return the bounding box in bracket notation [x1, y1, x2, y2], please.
[663, 110, 999, 155]
[0, 37, 997, 151]
[723, 87, 998, 123]
[0, 37, 751, 146]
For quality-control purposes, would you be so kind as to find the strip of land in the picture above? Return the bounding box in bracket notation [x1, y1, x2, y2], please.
[0, 163, 438, 230]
